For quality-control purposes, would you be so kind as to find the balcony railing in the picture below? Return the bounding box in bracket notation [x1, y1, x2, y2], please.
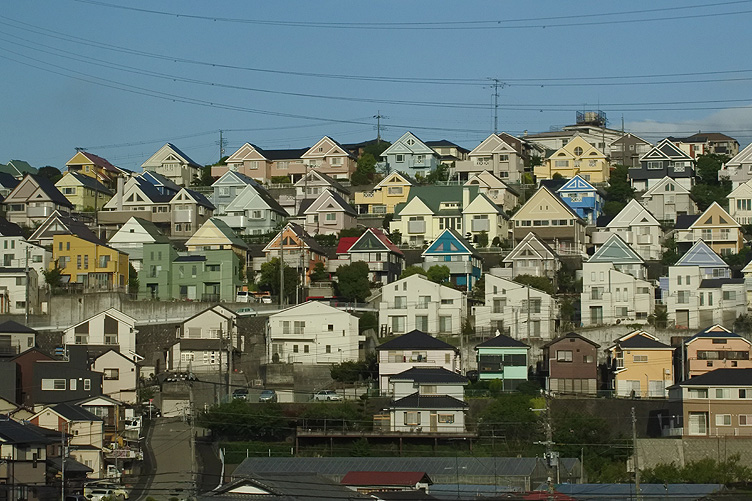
[174, 209, 193, 223]
[407, 221, 426, 234]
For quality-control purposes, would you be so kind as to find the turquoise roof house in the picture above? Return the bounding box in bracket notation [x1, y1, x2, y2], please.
[474, 334, 530, 390]
[421, 228, 482, 291]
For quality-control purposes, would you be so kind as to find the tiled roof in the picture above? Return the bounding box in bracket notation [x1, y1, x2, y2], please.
[0, 320, 37, 334]
[699, 278, 745, 288]
[376, 330, 458, 352]
[341, 471, 432, 487]
[391, 393, 467, 409]
[390, 367, 467, 384]
[167, 143, 202, 167]
[51, 403, 102, 422]
[0, 216, 23, 237]
[677, 368, 752, 386]
[29, 175, 73, 208]
[64, 171, 113, 194]
[542, 332, 600, 349]
[80, 152, 120, 173]
[475, 335, 530, 349]
[617, 336, 672, 350]
[335, 236, 359, 255]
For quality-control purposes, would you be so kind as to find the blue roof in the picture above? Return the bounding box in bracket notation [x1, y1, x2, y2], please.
[422, 228, 480, 258]
[557, 174, 596, 193]
[675, 240, 727, 268]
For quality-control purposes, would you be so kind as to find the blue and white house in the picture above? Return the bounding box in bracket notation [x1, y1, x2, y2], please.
[556, 175, 603, 224]
[421, 228, 482, 290]
[211, 170, 260, 215]
[136, 171, 180, 198]
[380, 132, 440, 177]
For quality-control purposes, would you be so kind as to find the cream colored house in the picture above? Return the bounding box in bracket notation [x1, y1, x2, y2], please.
[92, 349, 138, 404]
[639, 176, 697, 223]
[63, 308, 138, 360]
[591, 199, 664, 260]
[606, 330, 674, 398]
[727, 178, 752, 225]
[463, 170, 519, 212]
[300, 136, 358, 181]
[354, 171, 414, 215]
[454, 132, 532, 184]
[169, 305, 238, 373]
[500, 232, 561, 280]
[141, 142, 202, 187]
[674, 202, 742, 256]
[535, 135, 610, 183]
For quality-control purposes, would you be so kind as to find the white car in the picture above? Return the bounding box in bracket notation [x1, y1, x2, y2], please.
[313, 390, 343, 401]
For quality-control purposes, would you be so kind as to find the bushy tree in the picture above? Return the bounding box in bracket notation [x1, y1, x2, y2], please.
[358, 312, 378, 334]
[477, 394, 542, 452]
[310, 261, 328, 282]
[336, 262, 371, 302]
[197, 400, 288, 440]
[128, 263, 139, 295]
[352, 153, 377, 186]
[513, 274, 556, 295]
[642, 454, 752, 484]
[258, 258, 299, 303]
[42, 265, 63, 290]
[330, 352, 377, 383]
[476, 231, 489, 248]
[399, 266, 428, 280]
[604, 164, 635, 204]
[426, 265, 450, 284]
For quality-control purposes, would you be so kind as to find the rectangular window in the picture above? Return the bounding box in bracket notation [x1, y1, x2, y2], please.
[103, 369, 119, 380]
[41, 379, 66, 390]
[84, 379, 91, 391]
[633, 355, 648, 363]
[740, 415, 752, 426]
[439, 316, 452, 333]
[394, 296, 407, 309]
[396, 154, 404, 163]
[325, 345, 331, 354]
[99, 255, 110, 268]
[715, 414, 732, 426]
[556, 350, 573, 362]
[404, 411, 420, 425]
[438, 414, 455, 424]
[689, 388, 709, 398]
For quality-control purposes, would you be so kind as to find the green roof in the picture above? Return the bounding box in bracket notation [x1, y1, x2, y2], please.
[209, 218, 249, 249]
[394, 185, 478, 214]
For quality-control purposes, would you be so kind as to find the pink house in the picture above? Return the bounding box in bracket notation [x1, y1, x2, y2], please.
[684, 324, 752, 379]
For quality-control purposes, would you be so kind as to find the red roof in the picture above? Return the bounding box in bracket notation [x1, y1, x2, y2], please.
[371, 228, 404, 256]
[82, 152, 120, 173]
[336, 236, 359, 255]
[340, 471, 431, 486]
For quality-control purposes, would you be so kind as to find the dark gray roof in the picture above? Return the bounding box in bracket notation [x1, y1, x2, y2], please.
[617, 336, 672, 350]
[424, 139, 471, 154]
[542, 331, 600, 349]
[233, 457, 546, 480]
[554, 483, 722, 500]
[0, 320, 37, 334]
[175, 255, 206, 262]
[48, 456, 94, 473]
[200, 474, 370, 500]
[255, 146, 309, 161]
[28, 174, 73, 208]
[0, 416, 56, 445]
[675, 214, 700, 229]
[167, 143, 202, 168]
[700, 278, 745, 288]
[677, 368, 752, 387]
[134, 176, 172, 203]
[0, 216, 23, 237]
[286, 223, 327, 256]
[51, 403, 102, 422]
[475, 335, 530, 349]
[391, 393, 468, 409]
[66, 171, 113, 194]
[376, 330, 458, 352]
[185, 188, 216, 210]
[390, 367, 468, 384]
[0, 172, 19, 190]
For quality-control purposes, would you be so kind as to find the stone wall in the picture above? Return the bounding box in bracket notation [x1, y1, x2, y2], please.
[637, 437, 752, 469]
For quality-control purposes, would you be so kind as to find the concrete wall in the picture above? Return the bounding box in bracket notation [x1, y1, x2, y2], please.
[637, 437, 752, 469]
[261, 363, 335, 398]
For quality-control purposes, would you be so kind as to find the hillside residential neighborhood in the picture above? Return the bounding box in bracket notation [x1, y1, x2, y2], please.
[4, 118, 752, 499]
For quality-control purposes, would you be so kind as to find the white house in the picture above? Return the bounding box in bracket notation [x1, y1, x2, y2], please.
[107, 216, 170, 271]
[141, 142, 203, 187]
[375, 330, 460, 391]
[169, 305, 238, 373]
[377, 274, 466, 336]
[266, 301, 362, 364]
[718, 142, 752, 189]
[727, 178, 752, 225]
[63, 308, 138, 360]
[473, 273, 557, 341]
[639, 176, 697, 223]
[0, 266, 39, 315]
[463, 170, 519, 213]
[92, 349, 138, 404]
[388, 366, 468, 433]
[499, 232, 561, 280]
[591, 199, 664, 260]
[580, 234, 654, 326]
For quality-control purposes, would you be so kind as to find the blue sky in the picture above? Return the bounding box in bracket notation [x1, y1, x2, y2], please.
[2, 1, 752, 171]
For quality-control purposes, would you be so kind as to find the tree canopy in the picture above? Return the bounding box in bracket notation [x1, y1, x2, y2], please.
[258, 258, 299, 303]
[513, 274, 556, 295]
[399, 266, 428, 280]
[336, 262, 371, 302]
[426, 264, 450, 284]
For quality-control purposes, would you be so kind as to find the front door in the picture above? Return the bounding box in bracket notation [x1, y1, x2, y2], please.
[187, 285, 197, 300]
[590, 306, 603, 325]
[430, 413, 438, 432]
[688, 412, 708, 435]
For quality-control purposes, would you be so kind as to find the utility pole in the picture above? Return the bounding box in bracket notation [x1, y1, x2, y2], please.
[373, 112, 386, 143]
[24, 244, 30, 325]
[487, 79, 507, 134]
[632, 407, 642, 501]
[533, 393, 556, 501]
[61, 424, 66, 501]
[218, 130, 227, 161]
[526, 285, 531, 340]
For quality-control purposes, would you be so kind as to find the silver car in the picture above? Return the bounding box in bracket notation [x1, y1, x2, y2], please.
[313, 390, 343, 401]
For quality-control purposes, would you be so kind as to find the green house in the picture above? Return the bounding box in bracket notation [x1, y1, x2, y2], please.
[474, 334, 530, 390]
[139, 242, 242, 301]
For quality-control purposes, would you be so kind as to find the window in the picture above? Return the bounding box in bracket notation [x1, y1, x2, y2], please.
[573, 146, 583, 156]
[325, 345, 331, 354]
[103, 369, 119, 380]
[104, 333, 117, 345]
[84, 379, 91, 391]
[41, 379, 66, 390]
[99, 255, 110, 268]
[740, 389, 750, 398]
[677, 291, 689, 304]
[77, 255, 81, 269]
[557, 350, 573, 362]
[394, 296, 406, 309]
[388, 186, 403, 195]
[441, 299, 454, 305]
[404, 411, 420, 425]
[439, 316, 452, 333]
[438, 414, 455, 424]
[293, 345, 299, 353]
[396, 154, 404, 163]
[688, 388, 708, 398]
[633, 355, 648, 363]
[723, 291, 736, 301]
[325, 213, 336, 221]
[740, 415, 752, 426]
[415, 315, 428, 331]
[181, 352, 195, 362]
[583, 355, 594, 363]
[69, 379, 77, 391]
[648, 161, 662, 170]
[304, 345, 309, 353]
[715, 414, 732, 426]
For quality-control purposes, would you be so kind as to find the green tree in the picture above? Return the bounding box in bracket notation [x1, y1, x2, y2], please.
[603, 200, 626, 217]
[330, 352, 377, 383]
[362, 141, 390, 159]
[696, 153, 731, 184]
[358, 312, 378, 334]
[42, 264, 64, 290]
[476, 231, 489, 248]
[661, 236, 680, 266]
[352, 153, 378, 186]
[425, 163, 449, 184]
[197, 400, 288, 440]
[128, 263, 139, 295]
[469, 275, 485, 303]
[477, 394, 542, 452]
[258, 258, 299, 303]
[399, 266, 428, 280]
[336, 262, 371, 302]
[389, 230, 402, 246]
[310, 261, 328, 282]
[513, 274, 556, 295]
[604, 164, 635, 204]
[426, 264, 450, 284]
[37, 166, 62, 182]
[553, 411, 627, 481]
[641, 454, 752, 484]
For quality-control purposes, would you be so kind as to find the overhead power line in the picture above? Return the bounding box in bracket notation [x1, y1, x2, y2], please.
[71, 0, 752, 30]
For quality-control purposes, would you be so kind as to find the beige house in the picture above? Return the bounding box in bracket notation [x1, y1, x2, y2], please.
[219, 142, 308, 181]
[92, 349, 138, 404]
[296, 189, 358, 236]
[63, 308, 137, 360]
[591, 199, 664, 261]
[727, 178, 752, 225]
[169, 305, 238, 373]
[674, 202, 742, 256]
[454, 132, 533, 184]
[639, 176, 697, 223]
[141, 142, 203, 187]
[2, 174, 73, 227]
[463, 170, 519, 212]
[535, 135, 610, 183]
[606, 330, 674, 398]
[684, 324, 752, 379]
[300, 136, 357, 181]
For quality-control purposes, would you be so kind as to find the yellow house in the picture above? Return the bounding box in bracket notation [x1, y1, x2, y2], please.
[535, 135, 610, 183]
[607, 330, 674, 398]
[55, 171, 113, 212]
[353, 171, 414, 215]
[675, 201, 742, 256]
[52, 234, 129, 292]
[65, 151, 127, 190]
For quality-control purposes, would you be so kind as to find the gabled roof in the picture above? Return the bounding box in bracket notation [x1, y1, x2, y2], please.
[5, 174, 73, 208]
[557, 175, 597, 193]
[206, 473, 367, 500]
[641, 176, 693, 198]
[685, 325, 751, 346]
[348, 228, 403, 256]
[376, 330, 458, 352]
[674, 240, 728, 268]
[676, 368, 752, 387]
[0, 416, 55, 445]
[422, 228, 481, 259]
[56, 171, 112, 194]
[640, 138, 693, 162]
[475, 334, 530, 349]
[0, 172, 20, 190]
[341, 471, 432, 487]
[699, 278, 744, 288]
[425, 139, 470, 153]
[142, 142, 202, 169]
[0, 320, 37, 334]
[263, 223, 326, 256]
[503, 232, 559, 264]
[303, 189, 357, 217]
[542, 331, 600, 349]
[390, 367, 468, 384]
[108, 217, 170, 245]
[392, 392, 467, 409]
[605, 199, 660, 229]
[588, 233, 644, 265]
[0, 160, 37, 177]
[335, 236, 359, 255]
[224, 184, 287, 217]
[172, 187, 215, 210]
[212, 170, 260, 188]
[511, 186, 583, 223]
[616, 335, 672, 350]
[138, 170, 181, 194]
[382, 132, 438, 156]
[28, 210, 101, 245]
[688, 202, 740, 229]
[186, 218, 248, 250]
[302, 136, 356, 160]
[67, 151, 121, 173]
[49, 403, 102, 422]
[725, 141, 752, 168]
[0, 216, 23, 237]
[294, 169, 350, 195]
[374, 171, 416, 189]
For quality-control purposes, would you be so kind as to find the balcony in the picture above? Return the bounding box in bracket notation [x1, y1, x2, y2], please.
[216, 214, 246, 228]
[174, 209, 194, 223]
[471, 219, 490, 232]
[636, 234, 653, 245]
[27, 206, 53, 218]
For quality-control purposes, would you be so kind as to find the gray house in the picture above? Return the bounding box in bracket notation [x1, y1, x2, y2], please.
[212, 170, 260, 215]
[380, 132, 440, 177]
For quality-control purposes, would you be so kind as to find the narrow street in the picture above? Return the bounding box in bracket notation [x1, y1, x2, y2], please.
[134, 417, 196, 501]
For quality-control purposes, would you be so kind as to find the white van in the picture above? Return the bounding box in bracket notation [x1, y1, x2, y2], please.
[236, 291, 250, 303]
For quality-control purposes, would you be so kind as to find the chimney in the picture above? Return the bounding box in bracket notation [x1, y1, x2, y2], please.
[116, 177, 124, 211]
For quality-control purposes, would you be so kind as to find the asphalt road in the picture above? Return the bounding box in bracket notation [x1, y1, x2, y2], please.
[134, 417, 195, 501]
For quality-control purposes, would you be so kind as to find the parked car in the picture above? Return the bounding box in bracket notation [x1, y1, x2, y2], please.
[313, 390, 343, 401]
[259, 389, 277, 403]
[141, 402, 161, 418]
[84, 482, 129, 500]
[232, 388, 249, 400]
